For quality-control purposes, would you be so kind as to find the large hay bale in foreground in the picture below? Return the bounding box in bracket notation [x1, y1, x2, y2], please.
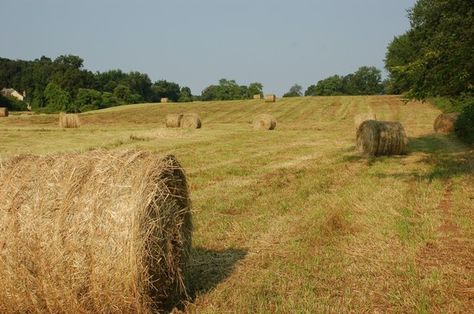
[166, 113, 183, 128]
[253, 114, 276, 130]
[0, 107, 8, 117]
[433, 113, 459, 133]
[356, 120, 408, 156]
[0, 150, 192, 313]
[59, 112, 80, 128]
[181, 113, 201, 129]
[265, 94, 276, 103]
[354, 112, 376, 130]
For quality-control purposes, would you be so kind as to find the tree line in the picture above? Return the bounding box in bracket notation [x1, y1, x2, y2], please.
[299, 66, 385, 97]
[1, 53, 389, 113]
[384, 0, 473, 143]
[0, 55, 196, 112]
[0, 55, 270, 112]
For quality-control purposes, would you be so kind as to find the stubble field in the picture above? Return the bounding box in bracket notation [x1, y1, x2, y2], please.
[1, 95, 472, 313]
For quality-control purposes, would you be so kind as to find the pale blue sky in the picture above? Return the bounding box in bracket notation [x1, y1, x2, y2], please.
[0, 0, 415, 95]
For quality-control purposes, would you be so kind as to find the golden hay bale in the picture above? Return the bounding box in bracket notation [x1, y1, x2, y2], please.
[0, 107, 8, 117]
[253, 114, 276, 130]
[0, 150, 192, 313]
[161, 97, 169, 103]
[433, 113, 459, 133]
[253, 94, 262, 100]
[354, 112, 376, 130]
[59, 112, 80, 128]
[265, 94, 276, 103]
[356, 120, 408, 156]
[181, 113, 201, 129]
[166, 113, 183, 128]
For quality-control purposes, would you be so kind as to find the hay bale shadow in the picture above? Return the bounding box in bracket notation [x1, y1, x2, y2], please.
[408, 134, 466, 154]
[341, 134, 473, 181]
[185, 247, 247, 300]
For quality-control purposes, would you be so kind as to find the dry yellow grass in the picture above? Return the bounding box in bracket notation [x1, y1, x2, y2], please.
[0, 150, 192, 313]
[354, 112, 376, 130]
[0, 96, 472, 313]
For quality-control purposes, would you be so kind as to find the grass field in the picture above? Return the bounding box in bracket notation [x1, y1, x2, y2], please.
[1, 95, 473, 313]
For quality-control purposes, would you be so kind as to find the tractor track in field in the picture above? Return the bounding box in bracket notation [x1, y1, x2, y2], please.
[417, 179, 474, 310]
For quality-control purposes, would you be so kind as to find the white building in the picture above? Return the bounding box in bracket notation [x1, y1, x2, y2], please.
[1, 88, 25, 101]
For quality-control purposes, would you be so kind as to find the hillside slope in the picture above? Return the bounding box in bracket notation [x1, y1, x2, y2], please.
[0, 96, 472, 312]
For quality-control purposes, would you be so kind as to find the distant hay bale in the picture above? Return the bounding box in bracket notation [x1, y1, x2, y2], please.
[166, 113, 183, 128]
[356, 120, 408, 156]
[181, 113, 201, 129]
[0, 107, 8, 117]
[161, 97, 169, 103]
[265, 94, 276, 103]
[253, 114, 276, 130]
[59, 112, 80, 128]
[354, 112, 376, 130]
[433, 113, 459, 133]
[253, 94, 262, 100]
[0, 150, 192, 313]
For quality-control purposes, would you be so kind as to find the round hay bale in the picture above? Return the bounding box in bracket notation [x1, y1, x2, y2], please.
[181, 113, 201, 129]
[0, 107, 8, 117]
[166, 113, 183, 128]
[0, 150, 192, 313]
[356, 120, 408, 156]
[354, 112, 376, 130]
[264, 94, 276, 103]
[161, 97, 169, 103]
[59, 112, 80, 128]
[253, 114, 276, 130]
[433, 113, 459, 133]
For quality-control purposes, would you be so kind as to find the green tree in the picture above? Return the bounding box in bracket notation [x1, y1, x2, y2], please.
[54, 55, 84, 69]
[248, 82, 263, 98]
[385, 0, 474, 98]
[305, 75, 344, 96]
[283, 84, 303, 97]
[102, 92, 121, 108]
[126, 71, 152, 100]
[178, 86, 193, 102]
[201, 79, 248, 101]
[345, 66, 383, 95]
[75, 88, 103, 111]
[151, 80, 181, 102]
[113, 84, 132, 101]
[43, 83, 72, 112]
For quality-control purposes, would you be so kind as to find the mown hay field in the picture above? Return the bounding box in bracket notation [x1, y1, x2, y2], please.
[0, 95, 473, 313]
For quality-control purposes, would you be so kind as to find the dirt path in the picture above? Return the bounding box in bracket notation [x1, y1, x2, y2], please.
[417, 179, 474, 311]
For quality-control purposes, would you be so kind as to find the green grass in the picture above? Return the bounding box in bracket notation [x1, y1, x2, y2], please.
[1, 95, 473, 313]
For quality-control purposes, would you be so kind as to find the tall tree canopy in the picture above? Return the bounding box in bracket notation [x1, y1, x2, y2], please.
[305, 66, 383, 96]
[385, 0, 474, 98]
[200, 79, 264, 101]
[283, 84, 303, 97]
[0, 55, 190, 112]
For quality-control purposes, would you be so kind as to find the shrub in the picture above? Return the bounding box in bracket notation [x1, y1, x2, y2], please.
[429, 97, 466, 113]
[455, 100, 474, 145]
[0, 94, 28, 111]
